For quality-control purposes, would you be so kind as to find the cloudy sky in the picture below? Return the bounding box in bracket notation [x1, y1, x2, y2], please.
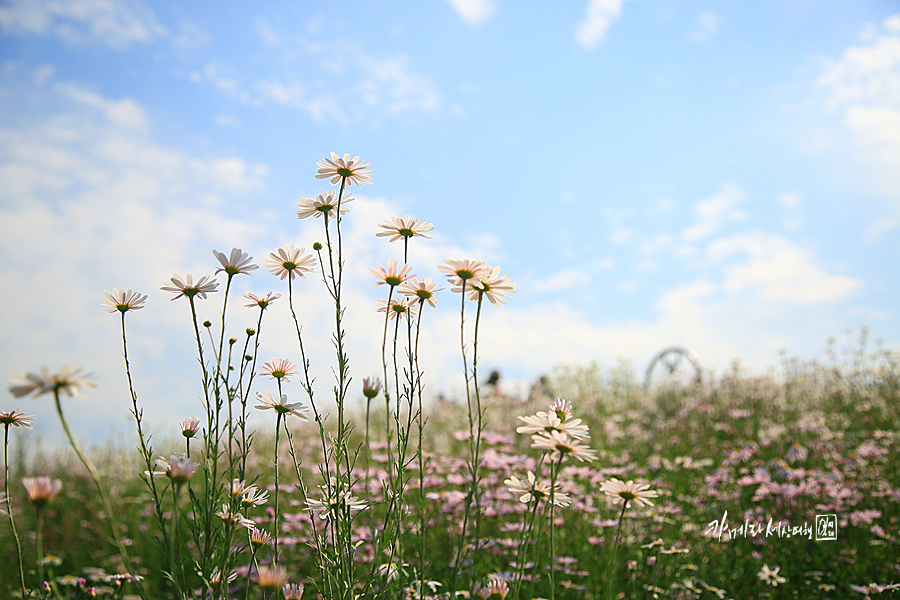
[2, 0, 899, 444]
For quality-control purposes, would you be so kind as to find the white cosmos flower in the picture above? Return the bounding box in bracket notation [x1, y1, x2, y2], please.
[315, 152, 373, 187]
[9, 367, 97, 399]
[377, 297, 416, 321]
[376, 214, 434, 243]
[265, 245, 317, 281]
[102, 288, 147, 313]
[161, 273, 219, 301]
[243, 291, 281, 309]
[438, 258, 489, 287]
[504, 471, 571, 507]
[371, 260, 414, 287]
[213, 247, 258, 276]
[459, 265, 516, 306]
[297, 190, 354, 220]
[530, 430, 597, 462]
[398, 277, 443, 309]
[600, 478, 659, 508]
[255, 390, 309, 421]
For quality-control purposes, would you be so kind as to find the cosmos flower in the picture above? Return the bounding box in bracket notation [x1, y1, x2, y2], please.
[297, 190, 354, 220]
[265, 245, 317, 281]
[101, 288, 147, 313]
[180, 416, 200, 438]
[213, 248, 258, 276]
[600, 478, 659, 508]
[283, 583, 305, 600]
[758, 565, 786, 587]
[438, 258, 489, 287]
[0, 409, 35, 429]
[547, 398, 574, 421]
[225, 479, 249, 497]
[208, 568, 239, 585]
[257, 565, 289, 592]
[371, 260, 414, 287]
[530, 430, 597, 462]
[22, 476, 62, 507]
[475, 579, 509, 599]
[216, 504, 256, 529]
[259, 358, 299, 382]
[250, 527, 272, 548]
[315, 152, 373, 187]
[377, 297, 416, 321]
[785, 443, 808, 463]
[398, 277, 443, 309]
[154, 454, 199, 485]
[376, 214, 434, 243]
[241, 486, 270, 508]
[459, 265, 516, 306]
[362, 377, 383, 399]
[161, 274, 219, 301]
[504, 471, 571, 507]
[305, 489, 368, 520]
[255, 390, 309, 421]
[243, 291, 281, 309]
[516, 411, 590, 441]
[9, 367, 96, 399]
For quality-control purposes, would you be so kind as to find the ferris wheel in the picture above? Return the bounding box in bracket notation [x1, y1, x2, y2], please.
[643, 346, 702, 388]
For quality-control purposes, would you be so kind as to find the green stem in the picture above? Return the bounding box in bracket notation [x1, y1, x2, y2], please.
[548, 456, 563, 600]
[52, 390, 133, 574]
[36, 505, 44, 586]
[608, 502, 628, 599]
[449, 280, 470, 595]
[274, 412, 282, 565]
[414, 299, 426, 585]
[4, 426, 27, 597]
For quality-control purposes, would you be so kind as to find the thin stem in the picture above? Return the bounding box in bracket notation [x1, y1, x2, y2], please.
[52, 390, 133, 574]
[548, 456, 563, 600]
[608, 502, 629, 599]
[36, 505, 44, 586]
[414, 299, 426, 585]
[449, 280, 471, 595]
[273, 412, 283, 565]
[470, 292, 485, 557]
[4, 426, 28, 597]
[511, 498, 541, 600]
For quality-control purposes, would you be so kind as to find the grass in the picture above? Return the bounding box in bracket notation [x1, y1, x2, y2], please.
[2, 345, 898, 599]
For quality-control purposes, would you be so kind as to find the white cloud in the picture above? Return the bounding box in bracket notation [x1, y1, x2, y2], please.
[706, 231, 862, 304]
[0, 0, 166, 49]
[56, 82, 149, 130]
[445, 0, 495, 26]
[778, 192, 801, 208]
[533, 268, 592, 293]
[865, 215, 899, 241]
[0, 81, 275, 442]
[575, 0, 629, 50]
[681, 183, 747, 242]
[844, 105, 900, 147]
[817, 26, 900, 112]
[190, 37, 441, 124]
[817, 15, 900, 203]
[687, 11, 719, 43]
[356, 55, 441, 116]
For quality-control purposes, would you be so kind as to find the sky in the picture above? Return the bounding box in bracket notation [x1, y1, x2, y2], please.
[1, 0, 899, 445]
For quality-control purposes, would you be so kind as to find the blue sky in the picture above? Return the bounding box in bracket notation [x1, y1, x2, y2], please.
[2, 0, 899, 443]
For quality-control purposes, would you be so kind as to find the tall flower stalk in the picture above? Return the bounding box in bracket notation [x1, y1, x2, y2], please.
[440, 259, 514, 592]
[9, 368, 137, 584]
[1, 410, 33, 597]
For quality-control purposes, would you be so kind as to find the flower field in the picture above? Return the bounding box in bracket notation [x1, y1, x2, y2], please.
[1, 153, 898, 599]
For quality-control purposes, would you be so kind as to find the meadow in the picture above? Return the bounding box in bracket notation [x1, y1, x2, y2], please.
[2, 154, 898, 600]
